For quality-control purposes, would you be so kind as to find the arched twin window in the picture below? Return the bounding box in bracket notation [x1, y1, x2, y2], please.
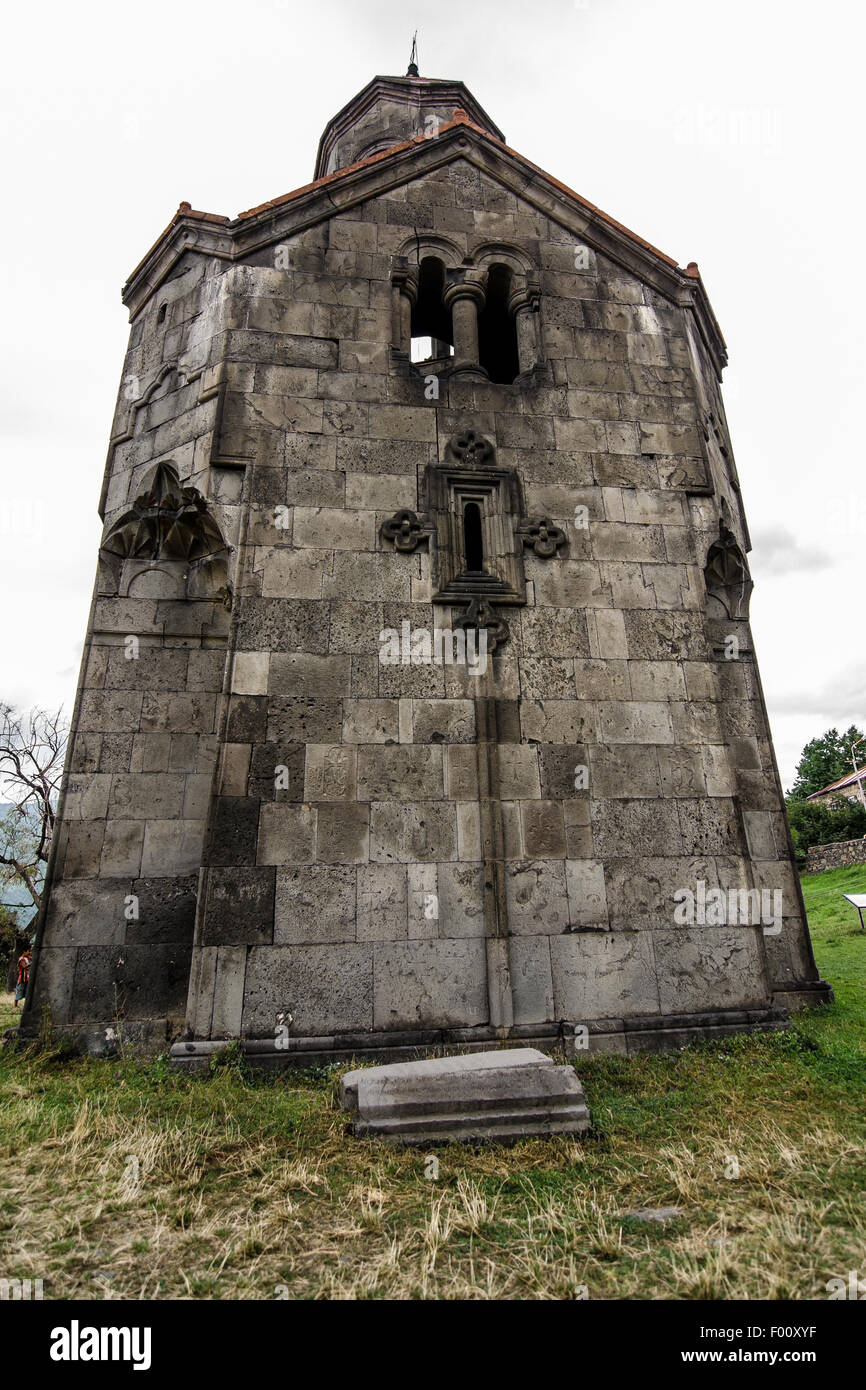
[407, 255, 521, 383]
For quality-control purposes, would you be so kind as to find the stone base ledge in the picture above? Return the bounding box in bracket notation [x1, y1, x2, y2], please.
[14, 989, 832, 1066]
[13, 1017, 177, 1058]
[167, 1005, 792, 1072]
[771, 979, 834, 1013]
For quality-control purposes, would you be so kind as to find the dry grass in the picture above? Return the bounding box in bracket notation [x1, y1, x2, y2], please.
[1, 1030, 864, 1301]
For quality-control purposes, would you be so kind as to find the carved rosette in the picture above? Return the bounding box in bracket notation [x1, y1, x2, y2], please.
[517, 515, 568, 558]
[454, 598, 510, 653]
[379, 509, 431, 552]
[444, 429, 495, 468]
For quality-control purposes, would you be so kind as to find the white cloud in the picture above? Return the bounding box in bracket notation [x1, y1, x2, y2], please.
[748, 526, 833, 578]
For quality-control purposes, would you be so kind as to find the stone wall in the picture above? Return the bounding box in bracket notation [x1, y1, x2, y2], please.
[805, 838, 866, 874]
[23, 88, 831, 1054]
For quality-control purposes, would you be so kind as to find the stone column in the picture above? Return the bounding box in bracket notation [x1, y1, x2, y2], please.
[390, 258, 418, 356]
[507, 273, 541, 376]
[444, 269, 488, 379]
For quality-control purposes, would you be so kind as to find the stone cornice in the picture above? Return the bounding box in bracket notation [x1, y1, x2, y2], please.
[122, 203, 234, 321]
[120, 119, 728, 372]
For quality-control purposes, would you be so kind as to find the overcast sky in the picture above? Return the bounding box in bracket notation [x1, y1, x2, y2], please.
[2, 0, 863, 789]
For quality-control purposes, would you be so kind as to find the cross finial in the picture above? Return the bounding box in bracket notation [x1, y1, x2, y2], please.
[407, 32, 419, 76]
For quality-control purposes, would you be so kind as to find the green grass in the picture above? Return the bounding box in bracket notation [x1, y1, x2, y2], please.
[800, 863, 866, 1029]
[1, 992, 21, 1033]
[0, 868, 864, 1300]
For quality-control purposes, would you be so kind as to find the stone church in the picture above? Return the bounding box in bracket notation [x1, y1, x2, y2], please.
[22, 69, 830, 1063]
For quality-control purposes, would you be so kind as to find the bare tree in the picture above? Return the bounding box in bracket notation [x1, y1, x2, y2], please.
[0, 703, 68, 915]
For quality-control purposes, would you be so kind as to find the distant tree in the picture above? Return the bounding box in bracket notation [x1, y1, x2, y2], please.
[788, 725, 866, 800]
[0, 703, 68, 919]
[787, 796, 866, 868]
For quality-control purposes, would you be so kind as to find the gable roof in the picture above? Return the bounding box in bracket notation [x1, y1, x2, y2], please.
[237, 108, 679, 263]
[121, 108, 727, 372]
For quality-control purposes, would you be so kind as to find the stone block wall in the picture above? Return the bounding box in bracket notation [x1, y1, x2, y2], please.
[805, 838, 866, 874]
[187, 159, 820, 1044]
[26, 254, 237, 1045]
[24, 123, 830, 1055]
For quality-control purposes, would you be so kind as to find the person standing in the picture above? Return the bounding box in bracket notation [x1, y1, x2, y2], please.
[13, 949, 31, 1008]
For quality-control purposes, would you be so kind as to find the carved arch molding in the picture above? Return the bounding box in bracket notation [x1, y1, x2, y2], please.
[704, 524, 753, 622]
[100, 462, 231, 607]
[380, 431, 567, 650]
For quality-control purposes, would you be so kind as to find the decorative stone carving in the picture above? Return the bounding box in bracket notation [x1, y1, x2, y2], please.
[379, 509, 431, 552]
[380, 440, 525, 610]
[444, 429, 495, 468]
[378, 433, 530, 607]
[426, 457, 526, 605]
[104, 463, 224, 562]
[101, 462, 230, 606]
[704, 524, 753, 621]
[517, 515, 568, 558]
[110, 360, 210, 446]
[454, 597, 510, 652]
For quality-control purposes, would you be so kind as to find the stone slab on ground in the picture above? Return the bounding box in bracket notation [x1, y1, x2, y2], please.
[339, 1047, 590, 1144]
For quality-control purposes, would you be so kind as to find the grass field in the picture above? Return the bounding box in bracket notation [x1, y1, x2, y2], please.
[1, 864, 864, 1300]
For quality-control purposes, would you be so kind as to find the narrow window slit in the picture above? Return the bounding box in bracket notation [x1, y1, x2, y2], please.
[463, 502, 485, 573]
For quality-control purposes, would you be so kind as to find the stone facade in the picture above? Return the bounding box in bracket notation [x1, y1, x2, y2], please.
[805, 838, 866, 874]
[22, 73, 831, 1060]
